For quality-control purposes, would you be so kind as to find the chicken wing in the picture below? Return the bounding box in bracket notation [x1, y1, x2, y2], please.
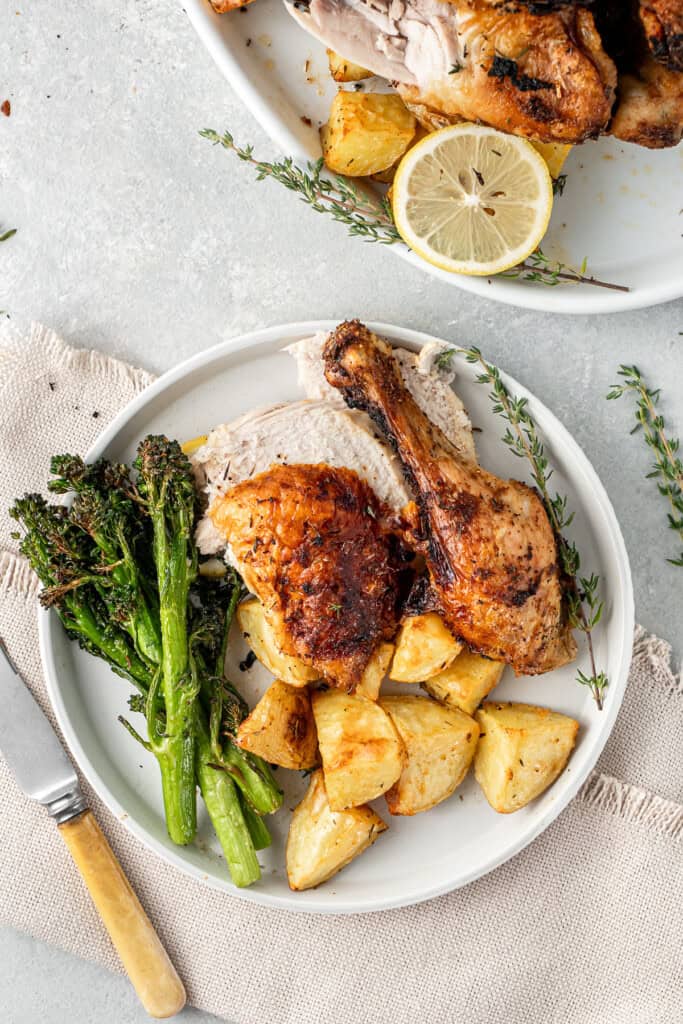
[323, 322, 577, 677]
[209, 463, 406, 690]
[639, 0, 683, 70]
[287, 0, 616, 143]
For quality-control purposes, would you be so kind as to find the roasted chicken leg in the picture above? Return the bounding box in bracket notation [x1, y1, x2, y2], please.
[209, 463, 405, 690]
[323, 322, 577, 676]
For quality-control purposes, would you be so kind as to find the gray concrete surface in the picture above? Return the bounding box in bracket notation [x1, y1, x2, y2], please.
[1, 1, 681, 1021]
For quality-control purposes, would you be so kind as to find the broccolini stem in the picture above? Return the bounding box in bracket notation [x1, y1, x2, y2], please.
[238, 791, 272, 851]
[195, 719, 261, 887]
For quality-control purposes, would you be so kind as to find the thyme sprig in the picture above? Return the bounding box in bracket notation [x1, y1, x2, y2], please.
[607, 365, 683, 567]
[202, 128, 628, 292]
[437, 346, 608, 709]
[0, 227, 17, 243]
[200, 129, 399, 244]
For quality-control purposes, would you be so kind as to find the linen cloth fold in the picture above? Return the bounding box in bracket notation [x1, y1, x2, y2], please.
[0, 324, 681, 1024]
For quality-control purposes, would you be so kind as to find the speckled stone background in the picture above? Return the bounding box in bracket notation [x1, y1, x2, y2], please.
[1, 1, 681, 1021]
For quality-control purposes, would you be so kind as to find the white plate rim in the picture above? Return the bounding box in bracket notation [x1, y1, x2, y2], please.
[184, 0, 683, 316]
[39, 319, 635, 914]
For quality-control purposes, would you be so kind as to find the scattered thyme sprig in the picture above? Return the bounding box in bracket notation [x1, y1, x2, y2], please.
[437, 345, 608, 709]
[202, 129, 628, 292]
[200, 129, 399, 244]
[607, 365, 683, 567]
[0, 227, 17, 243]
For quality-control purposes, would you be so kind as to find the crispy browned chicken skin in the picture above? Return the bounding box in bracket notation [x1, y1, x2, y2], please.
[209, 463, 404, 690]
[324, 322, 577, 677]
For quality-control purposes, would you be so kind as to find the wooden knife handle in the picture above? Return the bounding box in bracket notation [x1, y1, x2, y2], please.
[58, 809, 186, 1019]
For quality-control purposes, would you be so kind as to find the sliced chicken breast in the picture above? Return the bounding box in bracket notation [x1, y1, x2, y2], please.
[192, 398, 412, 553]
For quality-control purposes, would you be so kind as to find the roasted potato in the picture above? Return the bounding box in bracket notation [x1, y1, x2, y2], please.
[286, 770, 387, 891]
[370, 124, 430, 183]
[355, 641, 394, 700]
[474, 701, 579, 814]
[312, 689, 405, 810]
[423, 650, 505, 715]
[389, 612, 463, 683]
[320, 92, 416, 177]
[209, 0, 255, 11]
[236, 598, 318, 687]
[236, 679, 318, 770]
[530, 141, 572, 180]
[380, 696, 479, 815]
[326, 49, 372, 83]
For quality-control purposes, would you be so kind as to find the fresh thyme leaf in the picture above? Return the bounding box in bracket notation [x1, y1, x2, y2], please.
[501, 247, 629, 293]
[437, 346, 608, 709]
[552, 174, 567, 197]
[607, 365, 683, 567]
[449, 63, 463, 74]
[0, 228, 17, 243]
[200, 128, 400, 245]
[202, 129, 629, 293]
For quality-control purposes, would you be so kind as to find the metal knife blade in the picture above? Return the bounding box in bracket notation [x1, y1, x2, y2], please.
[0, 638, 86, 822]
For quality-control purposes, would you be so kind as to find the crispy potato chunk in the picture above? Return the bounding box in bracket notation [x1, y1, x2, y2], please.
[236, 598, 318, 687]
[370, 124, 430, 183]
[236, 680, 318, 770]
[380, 696, 479, 815]
[320, 92, 416, 177]
[355, 641, 394, 700]
[286, 770, 387, 891]
[312, 689, 404, 810]
[327, 49, 372, 83]
[389, 612, 463, 683]
[423, 650, 505, 715]
[209, 0, 255, 11]
[530, 141, 572, 180]
[474, 702, 579, 814]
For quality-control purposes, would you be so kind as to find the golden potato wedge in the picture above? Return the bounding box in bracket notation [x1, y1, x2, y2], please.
[312, 689, 404, 810]
[236, 680, 318, 770]
[286, 770, 387, 891]
[355, 641, 394, 701]
[380, 696, 479, 815]
[370, 124, 430, 184]
[236, 598, 318, 687]
[474, 702, 579, 814]
[181, 433, 208, 456]
[320, 92, 416, 177]
[423, 650, 505, 715]
[326, 49, 372, 83]
[209, 0, 255, 11]
[389, 612, 463, 683]
[530, 140, 572, 180]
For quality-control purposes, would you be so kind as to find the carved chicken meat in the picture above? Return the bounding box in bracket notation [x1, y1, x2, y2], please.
[209, 463, 405, 690]
[323, 322, 577, 676]
[287, 0, 617, 143]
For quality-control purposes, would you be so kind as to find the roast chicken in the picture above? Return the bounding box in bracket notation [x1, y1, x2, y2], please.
[209, 462, 407, 690]
[287, 0, 617, 142]
[595, 0, 683, 147]
[286, 0, 683, 147]
[323, 321, 577, 676]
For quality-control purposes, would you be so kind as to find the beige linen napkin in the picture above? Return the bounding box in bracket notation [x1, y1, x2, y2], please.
[1, 324, 681, 1024]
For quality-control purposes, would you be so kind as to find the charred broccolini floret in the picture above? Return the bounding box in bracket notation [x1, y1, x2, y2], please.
[10, 438, 282, 887]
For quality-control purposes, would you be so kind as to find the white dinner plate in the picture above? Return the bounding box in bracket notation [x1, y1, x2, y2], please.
[40, 321, 634, 913]
[185, 0, 683, 314]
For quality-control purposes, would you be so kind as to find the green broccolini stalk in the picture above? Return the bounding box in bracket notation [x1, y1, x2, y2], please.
[134, 436, 199, 845]
[188, 572, 282, 884]
[10, 440, 282, 887]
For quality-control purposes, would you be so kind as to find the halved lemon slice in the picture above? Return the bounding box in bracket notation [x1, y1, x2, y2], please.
[392, 124, 553, 276]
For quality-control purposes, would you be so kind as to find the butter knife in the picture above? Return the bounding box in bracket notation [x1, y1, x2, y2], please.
[0, 638, 186, 1019]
